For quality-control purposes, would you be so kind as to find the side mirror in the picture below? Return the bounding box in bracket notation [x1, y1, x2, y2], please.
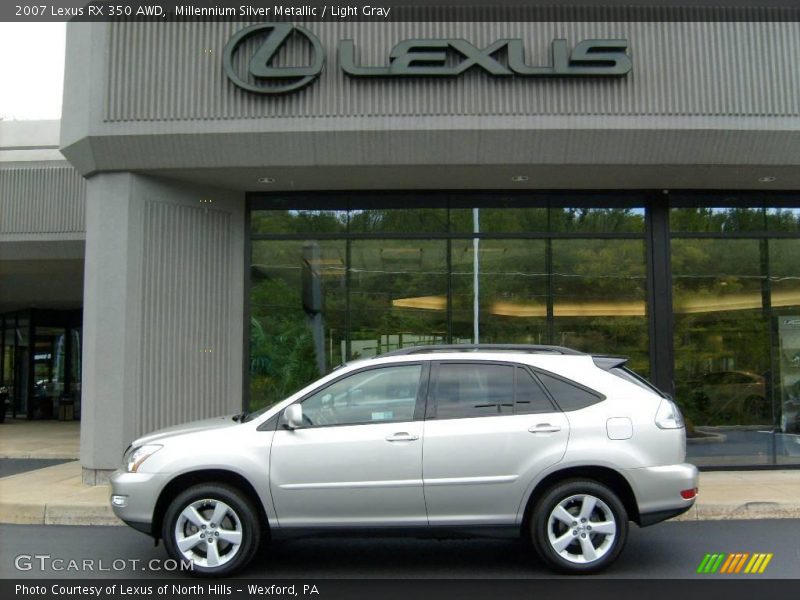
[282, 404, 304, 430]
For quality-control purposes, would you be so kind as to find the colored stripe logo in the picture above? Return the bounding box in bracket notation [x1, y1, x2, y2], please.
[696, 553, 773, 574]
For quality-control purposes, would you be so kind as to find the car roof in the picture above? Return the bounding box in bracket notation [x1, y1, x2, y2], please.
[347, 346, 598, 373]
[378, 344, 585, 357]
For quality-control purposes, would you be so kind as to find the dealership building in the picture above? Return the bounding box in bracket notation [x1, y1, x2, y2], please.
[2, 10, 800, 481]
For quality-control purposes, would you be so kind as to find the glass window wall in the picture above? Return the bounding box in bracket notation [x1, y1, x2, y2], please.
[249, 196, 649, 410]
[249, 194, 800, 468]
[671, 202, 800, 467]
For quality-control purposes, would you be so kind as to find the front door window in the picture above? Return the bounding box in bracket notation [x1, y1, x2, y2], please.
[301, 364, 422, 427]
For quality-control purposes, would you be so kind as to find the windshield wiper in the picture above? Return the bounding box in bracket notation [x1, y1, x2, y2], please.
[232, 411, 249, 422]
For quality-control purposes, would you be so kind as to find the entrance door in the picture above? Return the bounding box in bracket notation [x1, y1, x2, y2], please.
[270, 363, 428, 527]
[422, 361, 570, 526]
[0, 311, 82, 420]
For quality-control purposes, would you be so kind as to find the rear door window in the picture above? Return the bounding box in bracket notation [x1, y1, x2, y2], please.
[515, 367, 557, 414]
[431, 363, 558, 419]
[434, 363, 515, 419]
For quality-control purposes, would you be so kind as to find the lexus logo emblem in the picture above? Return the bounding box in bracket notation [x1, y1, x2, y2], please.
[223, 23, 325, 94]
[224, 24, 631, 96]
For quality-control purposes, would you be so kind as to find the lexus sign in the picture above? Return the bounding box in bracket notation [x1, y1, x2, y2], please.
[223, 23, 632, 95]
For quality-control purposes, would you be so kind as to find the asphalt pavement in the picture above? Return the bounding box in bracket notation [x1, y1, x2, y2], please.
[1, 519, 798, 579]
[0, 458, 72, 479]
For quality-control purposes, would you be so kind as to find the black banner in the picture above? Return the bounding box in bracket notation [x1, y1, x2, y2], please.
[2, 0, 800, 22]
[3, 579, 800, 600]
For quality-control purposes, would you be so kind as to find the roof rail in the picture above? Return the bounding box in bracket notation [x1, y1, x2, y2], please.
[377, 344, 585, 358]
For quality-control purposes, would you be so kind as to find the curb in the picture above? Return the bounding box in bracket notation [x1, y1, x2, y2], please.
[671, 502, 800, 521]
[0, 453, 80, 460]
[0, 501, 122, 526]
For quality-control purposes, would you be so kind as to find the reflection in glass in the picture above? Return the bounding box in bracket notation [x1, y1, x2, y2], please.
[251, 210, 348, 235]
[459, 206, 549, 233]
[248, 205, 650, 414]
[349, 208, 448, 234]
[70, 328, 82, 418]
[32, 326, 66, 420]
[14, 318, 29, 417]
[550, 207, 645, 233]
[450, 205, 644, 234]
[1, 320, 14, 417]
[451, 239, 548, 344]
[670, 207, 766, 233]
[349, 240, 449, 357]
[552, 240, 649, 375]
[770, 240, 800, 464]
[766, 207, 800, 232]
[250, 240, 346, 410]
[672, 238, 771, 466]
[301, 364, 422, 427]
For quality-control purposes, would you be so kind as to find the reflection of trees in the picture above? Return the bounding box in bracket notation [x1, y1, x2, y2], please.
[670, 212, 800, 430]
[250, 275, 323, 411]
[247, 205, 800, 445]
[248, 207, 658, 409]
[672, 237, 769, 427]
[671, 206, 800, 233]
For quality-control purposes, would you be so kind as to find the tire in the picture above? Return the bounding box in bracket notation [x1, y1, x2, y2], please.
[530, 479, 628, 574]
[162, 483, 261, 577]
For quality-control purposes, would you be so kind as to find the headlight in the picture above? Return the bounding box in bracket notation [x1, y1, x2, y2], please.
[655, 398, 685, 429]
[124, 444, 162, 472]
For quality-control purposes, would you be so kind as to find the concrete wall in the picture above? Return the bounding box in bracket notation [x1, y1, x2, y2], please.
[80, 173, 245, 480]
[60, 21, 800, 188]
[0, 120, 85, 240]
[0, 121, 86, 311]
[102, 21, 800, 122]
[0, 165, 86, 236]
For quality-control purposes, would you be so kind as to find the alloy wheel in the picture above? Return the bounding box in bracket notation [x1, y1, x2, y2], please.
[174, 498, 244, 568]
[546, 493, 617, 564]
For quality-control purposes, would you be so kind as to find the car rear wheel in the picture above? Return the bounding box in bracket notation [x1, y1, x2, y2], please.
[163, 483, 261, 577]
[530, 479, 628, 574]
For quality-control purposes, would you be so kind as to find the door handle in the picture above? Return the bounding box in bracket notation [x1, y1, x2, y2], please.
[528, 423, 561, 434]
[385, 432, 419, 442]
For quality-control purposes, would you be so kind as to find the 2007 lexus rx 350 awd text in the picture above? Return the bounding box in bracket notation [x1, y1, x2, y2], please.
[110, 345, 698, 576]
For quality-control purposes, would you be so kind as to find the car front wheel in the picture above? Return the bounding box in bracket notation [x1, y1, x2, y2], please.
[530, 479, 628, 574]
[162, 483, 261, 577]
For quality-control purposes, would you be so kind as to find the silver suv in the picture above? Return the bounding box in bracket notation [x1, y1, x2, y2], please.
[110, 345, 697, 576]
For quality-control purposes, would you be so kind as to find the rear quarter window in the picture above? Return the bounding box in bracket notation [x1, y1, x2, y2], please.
[608, 367, 666, 398]
[536, 372, 604, 411]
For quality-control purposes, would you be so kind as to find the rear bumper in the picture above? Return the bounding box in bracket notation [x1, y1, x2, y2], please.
[638, 503, 693, 526]
[623, 463, 698, 526]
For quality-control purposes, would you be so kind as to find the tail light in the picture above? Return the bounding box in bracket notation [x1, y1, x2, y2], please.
[655, 398, 685, 429]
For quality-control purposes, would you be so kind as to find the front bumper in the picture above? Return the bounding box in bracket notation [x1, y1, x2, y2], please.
[623, 463, 699, 527]
[109, 469, 169, 536]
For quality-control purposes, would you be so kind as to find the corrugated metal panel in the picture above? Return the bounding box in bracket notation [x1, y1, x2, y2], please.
[137, 200, 233, 434]
[105, 21, 800, 122]
[0, 165, 86, 234]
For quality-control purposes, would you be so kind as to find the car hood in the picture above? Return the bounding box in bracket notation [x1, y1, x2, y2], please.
[131, 415, 240, 446]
